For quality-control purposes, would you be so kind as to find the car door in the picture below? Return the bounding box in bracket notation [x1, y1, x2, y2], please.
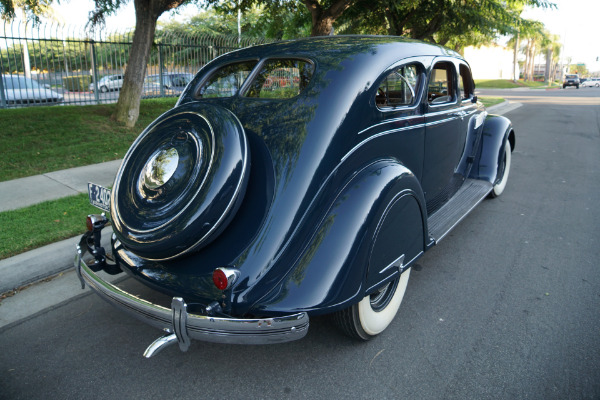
[421, 59, 470, 214]
[367, 61, 426, 182]
[453, 62, 484, 178]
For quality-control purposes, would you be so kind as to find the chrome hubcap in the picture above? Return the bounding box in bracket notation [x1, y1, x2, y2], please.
[140, 148, 179, 190]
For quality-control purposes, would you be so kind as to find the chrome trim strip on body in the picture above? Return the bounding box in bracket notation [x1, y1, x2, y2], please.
[365, 251, 423, 295]
[358, 104, 477, 136]
[342, 124, 425, 163]
[75, 245, 309, 354]
[344, 105, 480, 163]
[358, 115, 422, 135]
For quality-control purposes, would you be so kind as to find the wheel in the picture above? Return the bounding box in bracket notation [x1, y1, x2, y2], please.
[100, 85, 108, 93]
[333, 269, 411, 340]
[489, 140, 511, 198]
[576, 85, 579, 89]
[562, 85, 566, 89]
[111, 102, 250, 261]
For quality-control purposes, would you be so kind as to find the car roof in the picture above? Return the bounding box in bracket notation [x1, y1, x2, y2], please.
[232, 35, 459, 57]
[194, 36, 464, 99]
[213, 35, 463, 73]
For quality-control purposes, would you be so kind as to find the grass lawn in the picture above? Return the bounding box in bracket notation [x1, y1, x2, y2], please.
[0, 98, 177, 182]
[0, 193, 98, 259]
[479, 97, 504, 108]
[475, 79, 560, 89]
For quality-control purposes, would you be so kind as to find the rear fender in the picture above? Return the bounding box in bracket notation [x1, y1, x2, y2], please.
[250, 159, 426, 316]
[469, 114, 515, 183]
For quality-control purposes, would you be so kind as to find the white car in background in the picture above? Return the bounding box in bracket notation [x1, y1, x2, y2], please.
[89, 74, 124, 93]
[581, 78, 600, 87]
[1, 75, 64, 107]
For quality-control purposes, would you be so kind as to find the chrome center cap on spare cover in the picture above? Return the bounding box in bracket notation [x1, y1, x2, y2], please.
[141, 148, 179, 190]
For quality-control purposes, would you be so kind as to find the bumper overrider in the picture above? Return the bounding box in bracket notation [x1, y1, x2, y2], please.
[74, 225, 309, 358]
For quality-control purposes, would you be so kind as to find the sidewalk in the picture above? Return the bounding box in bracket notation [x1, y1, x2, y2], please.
[0, 160, 120, 293]
[0, 100, 521, 295]
[0, 159, 122, 212]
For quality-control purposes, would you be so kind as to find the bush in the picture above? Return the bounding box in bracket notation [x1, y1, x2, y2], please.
[62, 75, 91, 92]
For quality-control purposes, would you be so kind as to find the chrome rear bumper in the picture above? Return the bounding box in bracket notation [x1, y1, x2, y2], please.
[75, 244, 309, 357]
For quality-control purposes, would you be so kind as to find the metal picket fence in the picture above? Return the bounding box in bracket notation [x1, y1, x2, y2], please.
[0, 20, 272, 108]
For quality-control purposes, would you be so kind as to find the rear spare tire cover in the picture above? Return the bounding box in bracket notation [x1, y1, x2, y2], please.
[110, 102, 250, 261]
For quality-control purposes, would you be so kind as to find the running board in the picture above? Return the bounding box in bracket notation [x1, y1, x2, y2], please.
[427, 179, 493, 243]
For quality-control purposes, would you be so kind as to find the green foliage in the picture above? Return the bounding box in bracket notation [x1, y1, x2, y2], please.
[62, 75, 91, 91]
[475, 79, 522, 88]
[338, 0, 555, 48]
[158, 6, 310, 40]
[569, 63, 588, 76]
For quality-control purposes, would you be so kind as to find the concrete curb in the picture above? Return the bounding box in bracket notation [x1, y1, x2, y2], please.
[486, 100, 523, 115]
[0, 227, 112, 294]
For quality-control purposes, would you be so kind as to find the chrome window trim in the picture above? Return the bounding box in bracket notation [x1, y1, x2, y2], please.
[375, 62, 426, 114]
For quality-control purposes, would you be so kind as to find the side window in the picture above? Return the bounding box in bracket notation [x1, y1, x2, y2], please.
[244, 59, 314, 99]
[196, 60, 258, 98]
[375, 64, 420, 109]
[459, 64, 474, 101]
[428, 62, 456, 105]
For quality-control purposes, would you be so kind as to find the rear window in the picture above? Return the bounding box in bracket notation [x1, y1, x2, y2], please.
[194, 58, 314, 100]
[196, 60, 258, 98]
[244, 59, 314, 99]
[566, 75, 578, 79]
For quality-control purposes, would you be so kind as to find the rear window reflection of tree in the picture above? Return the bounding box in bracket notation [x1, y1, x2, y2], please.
[245, 59, 314, 99]
[198, 61, 257, 98]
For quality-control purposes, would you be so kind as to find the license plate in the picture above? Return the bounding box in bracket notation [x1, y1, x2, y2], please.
[88, 182, 111, 212]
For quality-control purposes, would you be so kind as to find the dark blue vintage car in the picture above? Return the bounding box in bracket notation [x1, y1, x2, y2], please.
[76, 36, 514, 357]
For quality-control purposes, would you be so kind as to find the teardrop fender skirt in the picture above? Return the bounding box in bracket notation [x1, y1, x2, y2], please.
[75, 241, 309, 358]
[110, 102, 250, 261]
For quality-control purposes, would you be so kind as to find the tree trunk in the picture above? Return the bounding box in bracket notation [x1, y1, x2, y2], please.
[513, 33, 519, 82]
[303, 0, 354, 36]
[544, 48, 552, 83]
[112, 0, 186, 128]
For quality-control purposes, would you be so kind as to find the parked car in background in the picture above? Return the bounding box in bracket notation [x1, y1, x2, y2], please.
[563, 74, 580, 89]
[89, 74, 124, 93]
[1, 75, 63, 107]
[581, 77, 600, 87]
[76, 36, 515, 357]
[145, 72, 194, 94]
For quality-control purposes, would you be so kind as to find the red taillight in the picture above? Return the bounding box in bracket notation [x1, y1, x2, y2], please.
[213, 269, 228, 290]
[212, 267, 239, 291]
[86, 216, 94, 231]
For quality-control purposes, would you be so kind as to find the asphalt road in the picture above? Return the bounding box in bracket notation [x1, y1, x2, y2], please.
[1, 88, 599, 399]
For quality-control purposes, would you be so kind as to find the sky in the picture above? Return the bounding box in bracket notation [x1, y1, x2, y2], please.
[44, 0, 600, 73]
[522, 0, 600, 72]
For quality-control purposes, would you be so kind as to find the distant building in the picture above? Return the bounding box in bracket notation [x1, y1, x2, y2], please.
[533, 64, 561, 80]
[463, 44, 517, 80]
